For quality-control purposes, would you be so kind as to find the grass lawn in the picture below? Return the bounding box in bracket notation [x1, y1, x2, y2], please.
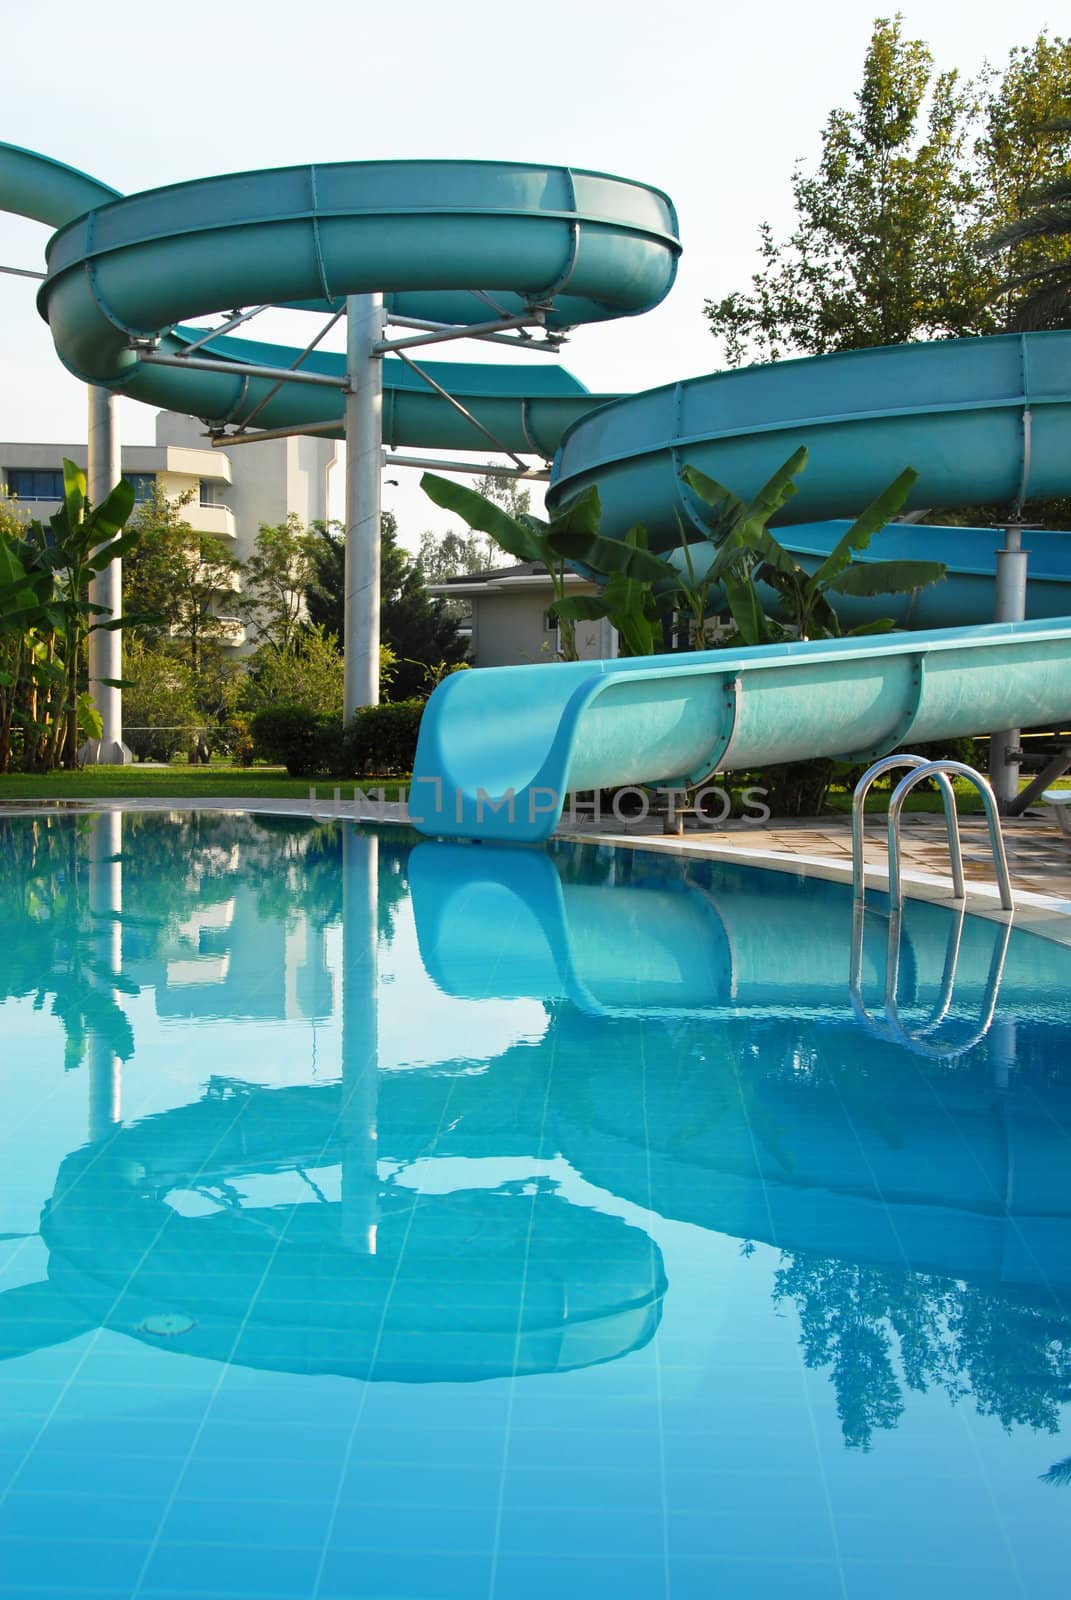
[0, 761, 406, 803]
[1, 765, 1065, 814]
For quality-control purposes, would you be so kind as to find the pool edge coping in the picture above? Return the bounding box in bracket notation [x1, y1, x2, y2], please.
[6, 796, 1071, 947]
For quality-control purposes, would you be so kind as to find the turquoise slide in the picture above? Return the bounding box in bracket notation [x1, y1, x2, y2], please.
[2, 141, 1070, 843]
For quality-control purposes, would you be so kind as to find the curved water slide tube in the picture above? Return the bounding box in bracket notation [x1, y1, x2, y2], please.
[411, 333, 1071, 840]
[408, 843, 1071, 1300]
[410, 616, 1071, 841]
[548, 331, 1071, 627]
[0, 140, 678, 452]
[408, 841, 1071, 1024]
[0, 1084, 665, 1379]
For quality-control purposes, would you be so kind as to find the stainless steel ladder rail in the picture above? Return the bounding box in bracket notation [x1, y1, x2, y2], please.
[849, 897, 1013, 1059]
[887, 760, 1015, 913]
[849, 755, 1016, 1058]
[852, 755, 966, 904]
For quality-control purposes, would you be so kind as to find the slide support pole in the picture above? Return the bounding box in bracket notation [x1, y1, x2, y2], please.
[343, 293, 385, 720]
[81, 386, 132, 765]
[989, 524, 1029, 810]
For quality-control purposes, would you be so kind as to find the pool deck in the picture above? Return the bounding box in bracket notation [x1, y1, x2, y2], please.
[6, 795, 1071, 942]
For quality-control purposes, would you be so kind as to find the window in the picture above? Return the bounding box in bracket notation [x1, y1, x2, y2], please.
[7, 468, 64, 500]
[123, 473, 155, 502]
[199, 480, 218, 507]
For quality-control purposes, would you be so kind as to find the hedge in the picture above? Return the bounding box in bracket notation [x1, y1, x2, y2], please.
[344, 700, 424, 776]
[250, 699, 425, 778]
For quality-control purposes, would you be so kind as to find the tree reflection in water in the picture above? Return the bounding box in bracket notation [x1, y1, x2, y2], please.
[773, 1251, 1071, 1453]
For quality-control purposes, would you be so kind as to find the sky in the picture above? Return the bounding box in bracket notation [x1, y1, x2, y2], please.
[0, 0, 1064, 547]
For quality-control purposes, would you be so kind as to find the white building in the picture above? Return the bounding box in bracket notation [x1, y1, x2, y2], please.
[429, 562, 617, 666]
[0, 411, 336, 650]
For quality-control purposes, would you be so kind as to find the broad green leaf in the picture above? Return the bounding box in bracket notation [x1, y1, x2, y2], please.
[62, 458, 86, 526]
[813, 468, 919, 587]
[740, 446, 808, 526]
[723, 568, 771, 646]
[76, 691, 103, 740]
[85, 476, 136, 544]
[86, 528, 141, 571]
[845, 617, 898, 635]
[546, 528, 677, 585]
[680, 463, 746, 522]
[551, 597, 610, 623]
[825, 558, 947, 597]
[420, 473, 543, 564]
[682, 447, 807, 546]
[547, 485, 602, 538]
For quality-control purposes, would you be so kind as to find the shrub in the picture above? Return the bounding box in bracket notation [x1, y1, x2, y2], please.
[122, 641, 199, 763]
[227, 715, 255, 767]
[251, 705, 343, 777]
[344, 700, 424, 776]
[241, 628, 397, 718]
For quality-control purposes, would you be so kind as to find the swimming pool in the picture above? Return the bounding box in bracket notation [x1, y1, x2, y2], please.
[1, 809, 1069, 1599]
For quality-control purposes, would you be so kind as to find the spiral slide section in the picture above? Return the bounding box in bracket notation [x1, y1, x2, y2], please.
[0, 140, 677, 450]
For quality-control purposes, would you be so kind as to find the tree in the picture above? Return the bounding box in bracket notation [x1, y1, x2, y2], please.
[0, 461, 137, 770]
[303, 514, 467, 700]
[124, 485, 241, 679]
[241, 625, 346, 719]
[981, 119, 1071, 328]
[706, 17, 986, 363]
[236, 515, 317, 653]
[121, 638, 200, 762]
[419, 473, 533, 582]
[473, 472, 531, 522]
[379, 513, 469, 698]
[705, 20, 1071, 364]
[415, 528, 486, 586]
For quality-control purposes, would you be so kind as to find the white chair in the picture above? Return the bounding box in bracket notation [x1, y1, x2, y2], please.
[1042, 790, 1071, 835]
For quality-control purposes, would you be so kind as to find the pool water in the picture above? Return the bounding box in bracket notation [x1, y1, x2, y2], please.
[1, 809, 1070, 1599]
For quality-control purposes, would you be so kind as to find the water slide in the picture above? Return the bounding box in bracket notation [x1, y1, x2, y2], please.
[0, 140, 671, 449]
[3, 142, 1071, 842]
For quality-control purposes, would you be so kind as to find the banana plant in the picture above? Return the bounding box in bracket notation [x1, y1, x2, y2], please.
[421, 471, 602, 660]
[545, 524, 679, 656]
[681, 455, 946, 643]
[0, 460, 137, 768]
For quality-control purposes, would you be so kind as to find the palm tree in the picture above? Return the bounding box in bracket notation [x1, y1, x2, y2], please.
[982, 117, 1071, 331]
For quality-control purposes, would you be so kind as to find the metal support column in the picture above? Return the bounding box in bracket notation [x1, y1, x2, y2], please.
[989, 524, 1029, 810]
[82, 386, 132, 764]
[344, 294, 385, 720]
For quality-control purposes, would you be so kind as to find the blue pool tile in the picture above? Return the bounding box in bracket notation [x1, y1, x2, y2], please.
[668, 1556, 846, 1599]
[139, 1538, 323, 1597]
[490, 1550, 668, 1600]
[159, 1492, 336, 1549]
[0, 1534, 149, 1594]
[0, 1490, 165, 1543]
[318, 1547, 494, 1600]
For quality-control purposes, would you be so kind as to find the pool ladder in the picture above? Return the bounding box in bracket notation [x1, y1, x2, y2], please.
[849, 756, 1014, 1058]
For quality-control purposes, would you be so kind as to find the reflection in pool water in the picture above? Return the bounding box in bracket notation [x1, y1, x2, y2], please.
[1, 811, 1069, 1598]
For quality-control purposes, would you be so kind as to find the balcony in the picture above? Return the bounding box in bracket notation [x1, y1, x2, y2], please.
[187, 502, 237, 541]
